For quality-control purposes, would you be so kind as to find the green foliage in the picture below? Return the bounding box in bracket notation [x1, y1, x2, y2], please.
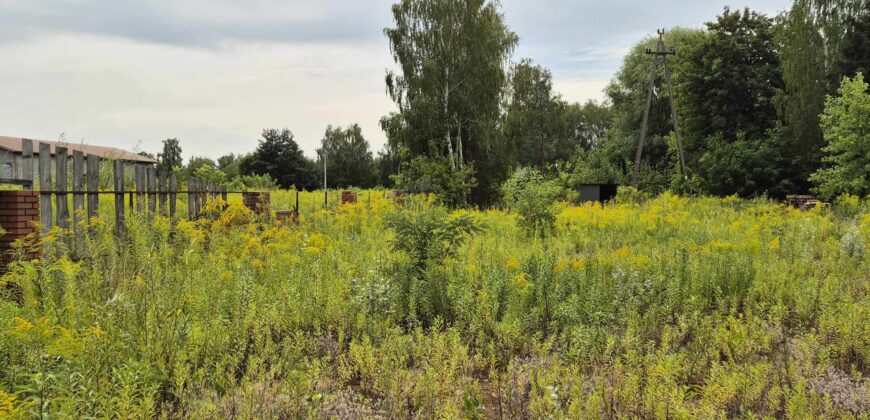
[226, 173, 278, 191]
[502, 59, 569, 170]
[191, 163, 228, 184]
[184, 156, 216, 181]
[392, 156, 476, 207]
[316, 124, 377, 188]
[811, 73, 870, 199]
[501, 168, 564, 237]
[240, 128, 319, 190]
[385, 204, 481, 327]
[383, 0, 518, 205]
[157, 138, 183, 172]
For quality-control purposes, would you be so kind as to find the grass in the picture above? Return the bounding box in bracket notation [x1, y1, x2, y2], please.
[0, 191, 868, 418]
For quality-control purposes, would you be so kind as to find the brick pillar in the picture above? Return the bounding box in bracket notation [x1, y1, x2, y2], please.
[242, 192, 271, 216]
[341, 190, 357, 204]
[0, 191, 40, 266]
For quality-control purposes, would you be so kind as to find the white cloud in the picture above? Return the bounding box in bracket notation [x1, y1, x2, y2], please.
[0, 34, 395, 160]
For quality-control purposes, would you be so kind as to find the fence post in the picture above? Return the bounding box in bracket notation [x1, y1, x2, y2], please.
[135, 165, 145, 213]
[114, 160, 125, 236]
[38, 143, 52, 237]
[147, 167, 156, 218]
[55, 147, 70, 239]
[159, 172, 168, 216]
[169, 173, 177, 220]
[72, 150, 84, 255]
[86, 155, 100, 221]
[187, 178, 195, 220]
[21, 139, 33, 189]
[221, 185, 228, 204]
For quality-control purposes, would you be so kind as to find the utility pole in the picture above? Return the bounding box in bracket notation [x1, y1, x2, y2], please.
[632, 29, 689, 185]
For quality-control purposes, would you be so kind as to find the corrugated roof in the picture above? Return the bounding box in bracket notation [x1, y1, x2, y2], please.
[0, 135, 158, 164]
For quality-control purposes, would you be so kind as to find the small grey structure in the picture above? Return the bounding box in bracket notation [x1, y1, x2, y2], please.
[0, 135, 157, 182]
[578, 184, 618, 203]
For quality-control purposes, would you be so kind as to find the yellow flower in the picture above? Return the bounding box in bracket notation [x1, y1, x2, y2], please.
[615, 246, 632, 258]
[506, 257, 520, 270]
[304, 246, 322, 255]
[768, 237, 780, 250]
[11, 317, 34, 337]
[571, 258, 586, 270]
[554, 260, 566, 273]
[0, 389, 19, 417]
[86, 325, 103, 339]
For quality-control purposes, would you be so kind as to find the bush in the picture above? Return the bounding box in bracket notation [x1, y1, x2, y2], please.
[502, 168, 564, 237]
[392, 156, 476, 207]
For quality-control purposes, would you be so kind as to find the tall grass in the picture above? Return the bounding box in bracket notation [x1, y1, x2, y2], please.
[0, 192, 868, 417]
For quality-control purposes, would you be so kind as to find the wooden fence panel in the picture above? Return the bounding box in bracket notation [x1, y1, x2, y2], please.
[159, 172, 168, 216]
[55, 147, 70, 234]
[39, 143, 52, 236]
[187, 179, 195, 220]
[114, 160, 125, 236]
[147, 167, 156, 218]
[86, 155, 99, 220]
[169, 173, 177, 220]
[21, 139, 33, 189]
[135, 165, 145, 213]
[72, 151, 84, 227]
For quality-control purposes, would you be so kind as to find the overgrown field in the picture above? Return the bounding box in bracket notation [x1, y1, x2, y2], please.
[1, 192, 869, 418]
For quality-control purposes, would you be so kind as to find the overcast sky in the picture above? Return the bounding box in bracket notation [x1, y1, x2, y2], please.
[0, 0, 791, 161]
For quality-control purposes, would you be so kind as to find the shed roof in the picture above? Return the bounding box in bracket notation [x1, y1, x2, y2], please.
[0, 136, 158, 164]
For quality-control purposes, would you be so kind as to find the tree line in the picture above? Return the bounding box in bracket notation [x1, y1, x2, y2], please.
[145, 0, 870, 203]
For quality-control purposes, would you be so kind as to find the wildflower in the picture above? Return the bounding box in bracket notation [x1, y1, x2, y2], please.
[554, 259, 566, 273]
[0, 389, 18, 417]
[571, 258, 586, 270]
[615, 246, 632, 258]
[506, 257, 520, 270]
[86, 325, 103, 339]
[768, 237, 780, 251]
[11, 317, 34, 337]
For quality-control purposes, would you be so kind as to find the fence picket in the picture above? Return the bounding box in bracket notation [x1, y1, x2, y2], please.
[39, 143, 52, 236]
[21, 139, 33, 189]
[114, 160, 125, 236]
[56, 147, 70, 235]
[147, 167, 156, 218]
[86, 155, 100, 220]
[170, 173, 177, 220]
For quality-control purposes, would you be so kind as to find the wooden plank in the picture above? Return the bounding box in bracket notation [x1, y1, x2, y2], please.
[187, 178, 195, 219]
[221, 185, 228, 203]
[21, 139, 33, 190]
[147, 167, 156, 217]
[135, 165, 145, 213]
[192, 179, 201, 218]
[86, 155, 100, 220]
[72, 150, 85, 227]
[56, 147, 70, 233]
[72, 150, 84, 256]
[114, 160, 125, 236]
[159, 171, 168, 216]
[38, 142, 53, 236]
[169, 173, 177, 220]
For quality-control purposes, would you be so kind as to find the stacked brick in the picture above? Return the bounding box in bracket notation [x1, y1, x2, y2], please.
[0, 191, 40, 266]
[242, 192, 271, 216]
[341, 191, 357, 204]
[787, 195, 822, 211]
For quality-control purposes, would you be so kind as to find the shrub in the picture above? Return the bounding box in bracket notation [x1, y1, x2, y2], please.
[392, 156, 476, 207]
[502, 168, 564, 237]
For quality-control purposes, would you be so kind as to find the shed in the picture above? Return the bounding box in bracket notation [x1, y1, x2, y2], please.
[578, 184, 618, 203]
[0, 135, 157, 181]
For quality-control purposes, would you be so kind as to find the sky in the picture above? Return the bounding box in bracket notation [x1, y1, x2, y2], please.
[0, 0, 792, 162]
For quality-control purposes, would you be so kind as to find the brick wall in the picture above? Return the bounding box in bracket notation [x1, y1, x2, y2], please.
[242, 192, 271, 216]
[0, 191, 40, 265]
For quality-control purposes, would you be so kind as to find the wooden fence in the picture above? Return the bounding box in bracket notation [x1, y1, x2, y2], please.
[8, 140, 227, 238]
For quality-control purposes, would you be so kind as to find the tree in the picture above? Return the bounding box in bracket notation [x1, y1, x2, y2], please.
[375, 144, 402, 188]
[240, 128, 318, 190]
[217, 153, 246, 179]
[184, 157, 216, 180]
[837, 11, 870, 81]
[502, 59, 569, 171]
[601, 27, 707, 192]
[384, 0, 518, 204]
[681, 8, 786, 196]
[158, 138, 183, 172]
[392, 156, 476, 207]
[564, 100, 612, 152]
[810, 74, 870, 199]
[316, 124, 377, 188]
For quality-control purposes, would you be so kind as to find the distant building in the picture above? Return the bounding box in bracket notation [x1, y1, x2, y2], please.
[0, 135, 157, 180]
[578, 184, 618, 203]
